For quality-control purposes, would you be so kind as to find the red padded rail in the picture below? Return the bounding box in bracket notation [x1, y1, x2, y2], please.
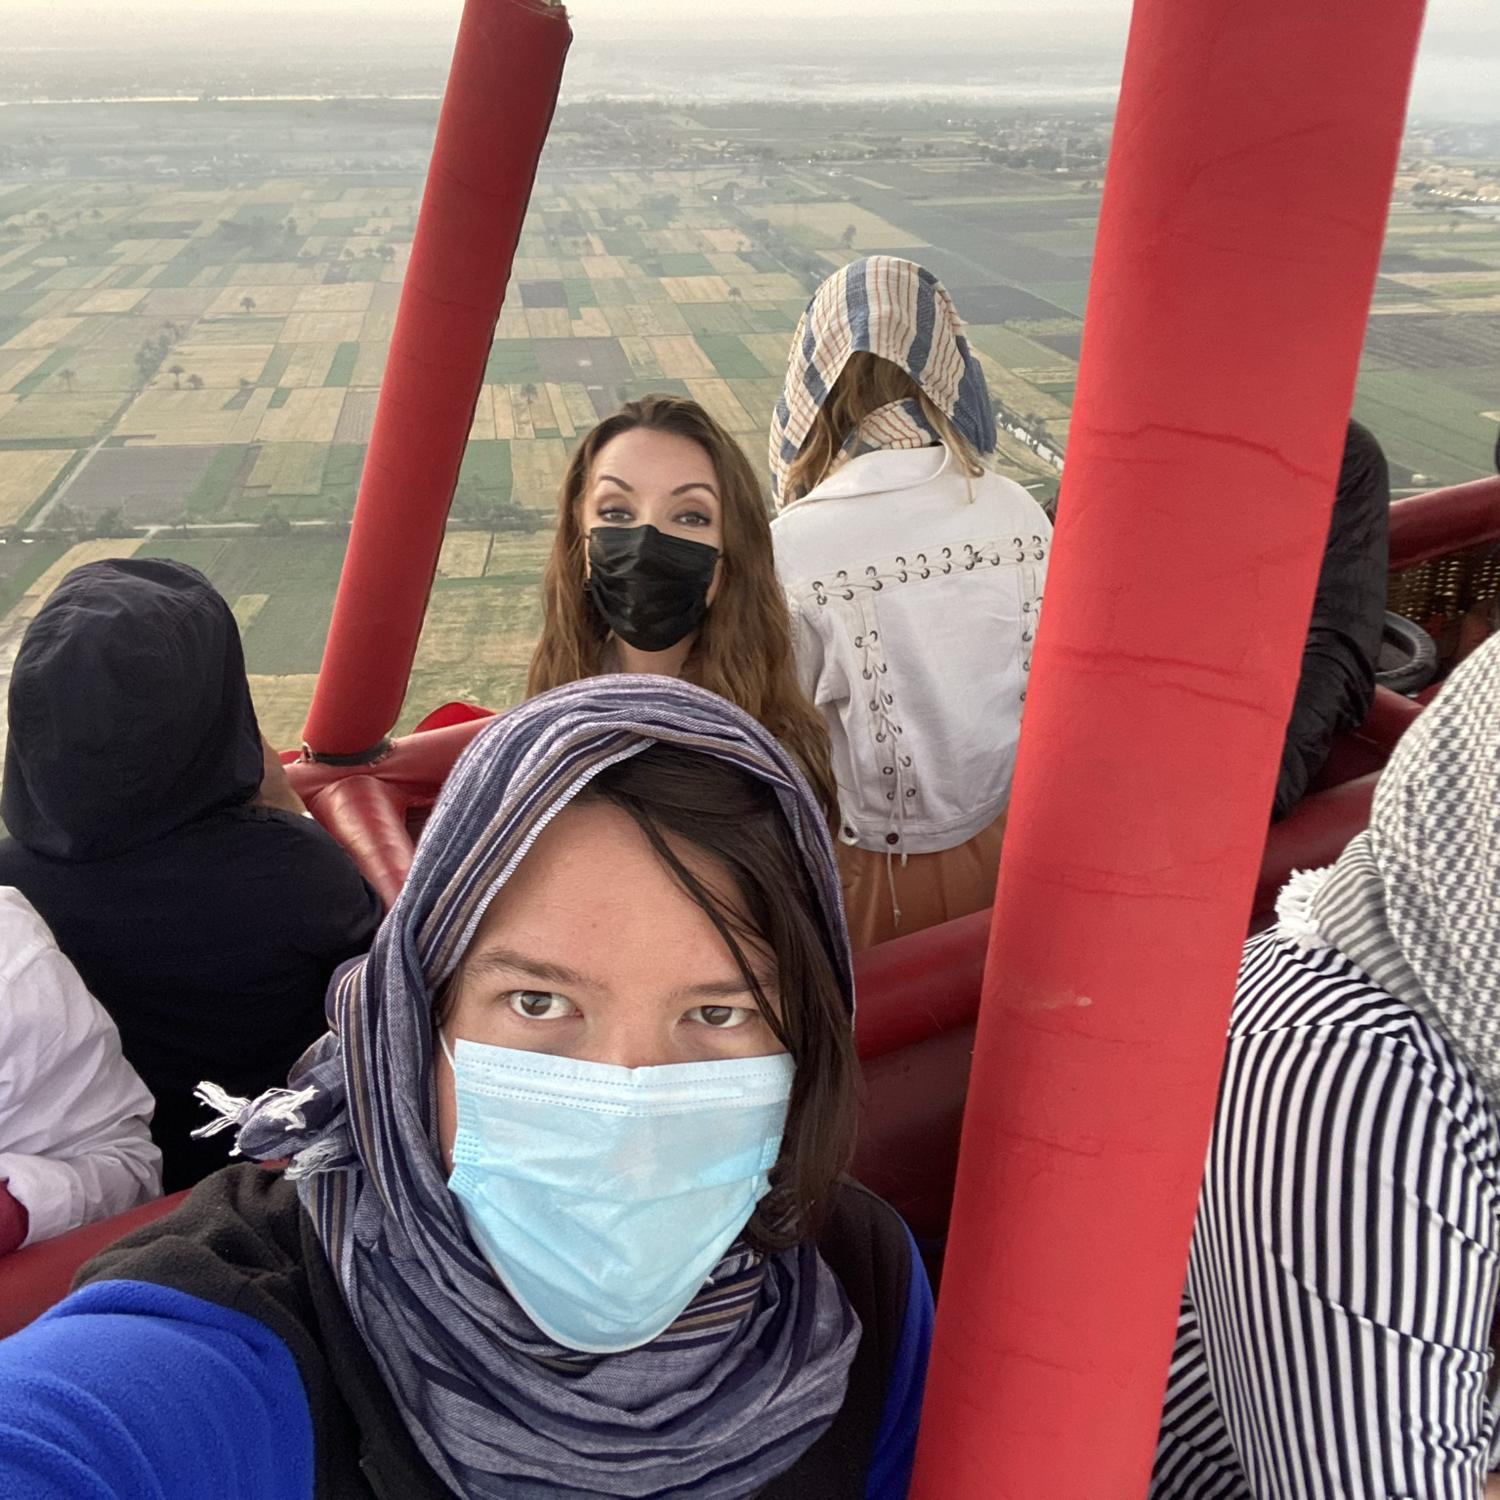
[1388, 474, 1500, 570]
[302, 0, 571, 757]
[0, 1192, 187, 1338]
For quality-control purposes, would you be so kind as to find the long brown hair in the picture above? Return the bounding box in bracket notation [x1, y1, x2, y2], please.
[528, 394, 838, 820]
[582, 745, 858, 1248]
[783, 350, 985, 504]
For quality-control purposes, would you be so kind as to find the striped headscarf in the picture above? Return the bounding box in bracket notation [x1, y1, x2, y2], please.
[1279, 633, 1500, 1102]
[203, 677, 860, 1499]
[769, 255, 997, 508]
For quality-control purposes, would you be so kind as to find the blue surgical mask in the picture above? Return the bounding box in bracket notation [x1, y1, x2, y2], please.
[441, 1033, 795, 1354]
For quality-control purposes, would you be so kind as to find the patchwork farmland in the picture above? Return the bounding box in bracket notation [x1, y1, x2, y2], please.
[0, 98, 1497, 741]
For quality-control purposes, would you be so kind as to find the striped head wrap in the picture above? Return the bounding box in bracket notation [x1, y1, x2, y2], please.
[769, 254, 997, 508]
[1278, 633, 1500, 1102]
[201, 676, 860, 1498]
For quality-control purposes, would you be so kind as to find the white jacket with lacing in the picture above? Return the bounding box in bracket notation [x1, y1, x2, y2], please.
[771, 444, 1051, 856]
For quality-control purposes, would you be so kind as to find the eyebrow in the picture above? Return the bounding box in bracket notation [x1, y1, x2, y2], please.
[463, 947, 592, 988]
[594, 473, 720, 500]
[463, 946, 772, 1001]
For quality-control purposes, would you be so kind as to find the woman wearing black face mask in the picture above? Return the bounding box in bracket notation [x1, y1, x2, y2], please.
[529, 395, 839, 820]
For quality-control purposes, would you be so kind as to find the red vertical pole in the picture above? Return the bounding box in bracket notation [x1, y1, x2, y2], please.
[302, 0, 571, 758]
[910, 3, 1425, 1495]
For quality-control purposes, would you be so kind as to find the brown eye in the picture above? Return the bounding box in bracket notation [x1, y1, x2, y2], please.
[507, 991, 574, 1021]
[691, 1005, 752, 1029]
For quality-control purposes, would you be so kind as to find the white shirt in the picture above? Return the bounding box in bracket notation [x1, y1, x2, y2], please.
[772, 445, 1052, 855]
[0, 887, 160, 1246]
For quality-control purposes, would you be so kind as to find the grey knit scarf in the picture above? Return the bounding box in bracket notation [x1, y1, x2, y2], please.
[198, 677, 861, 1499]
[1278, 634, 1500, 1099]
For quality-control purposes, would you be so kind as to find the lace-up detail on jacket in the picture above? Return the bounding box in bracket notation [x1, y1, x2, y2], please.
[776, 450, 1051, 860]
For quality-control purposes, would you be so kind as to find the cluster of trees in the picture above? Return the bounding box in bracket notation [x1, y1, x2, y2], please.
[134, 322, 183, 387]
[41, 504, 130, 542]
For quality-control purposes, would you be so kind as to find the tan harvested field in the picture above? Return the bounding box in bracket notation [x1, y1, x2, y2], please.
[649, 336, 717, 378]
[256, 388, 346, 444]
[0, 350, 53, 392]
[0, 450, 71, 525]
[246, 674, 319, 747]
[225, 263, 323, 287]
[139, 289, 219, 319]
[561, 383, 596, 429]
[724, 272, 807, 301]
[280, 311, 365, 343]
[3, 317, 88, 350]
[524, 309, 573, 339]
[205, 285, 304, 316]
[700, 229, 752, 254]
[729, 378, 784, 430]
[539, 384, 572, 438]
[511, 385, 555, 439]
[510, 438, 569, 507]
[110, 239, 184, 265]
[277, 343, 339, 389]
[759, 202, 928, 249]
[570, 307, 612, 338]
[411, 592, 542, 672]
[491, 387, 516, 440]
[741, 333, 794, 373]
[247, 442, 328, 496]
[293, 283, 375, 312]
[72, 289, 148, 315]
[605, 304, 690, 338]
[495, 307, 531, 339]
[662, 276, 732, 304]
[435, 531, 493, 580]
[162, 345, 275, 389]
[685, 378, 756, 434]
[350, 342, 388, 387]
[0, 394, 119, 441]
[232, 389, 275, 443]
[0, 395, 16, 424]
[468, 390, 497, 441]
[619, 336, 662, 379]
[232, 594, 269, 632]
[119, 389, 240, 445]
[706, 253, 756, 277]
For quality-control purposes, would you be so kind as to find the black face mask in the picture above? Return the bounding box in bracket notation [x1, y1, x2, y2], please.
[586, 524, 720, 654]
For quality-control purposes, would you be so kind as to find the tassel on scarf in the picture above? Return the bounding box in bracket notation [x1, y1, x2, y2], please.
[1275, 866, 1336, 952]
[191, 1080, 318, 1141]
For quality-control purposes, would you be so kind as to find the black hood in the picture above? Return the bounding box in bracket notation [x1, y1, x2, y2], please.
[3, 558, 263, 861]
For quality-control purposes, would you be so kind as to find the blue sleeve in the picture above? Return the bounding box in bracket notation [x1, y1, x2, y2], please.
[864, 1224, 935, 1500]
[0, 1280, 313, 1500]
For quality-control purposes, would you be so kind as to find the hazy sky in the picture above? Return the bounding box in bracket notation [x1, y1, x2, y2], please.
[7, 0, 1499, 116]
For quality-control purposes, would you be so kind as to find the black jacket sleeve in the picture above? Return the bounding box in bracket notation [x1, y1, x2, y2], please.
[1273, 421, 1390, 821]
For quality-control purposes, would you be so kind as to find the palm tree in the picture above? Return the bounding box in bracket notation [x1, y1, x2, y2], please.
[240, 295, 257, 314]
[168, 365, 185, 389]
[522, 383, 539, 405]
[57, 368, 76, 392]
[186, 374, 205, 391]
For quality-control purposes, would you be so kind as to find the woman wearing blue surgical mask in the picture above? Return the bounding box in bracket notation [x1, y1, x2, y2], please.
[529, 394, 839, 822]
[0, 679, 933, 1500]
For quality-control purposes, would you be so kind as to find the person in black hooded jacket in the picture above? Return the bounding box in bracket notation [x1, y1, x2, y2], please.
[0, 558, 381, 1191]
[1272, 418, 1391, 820]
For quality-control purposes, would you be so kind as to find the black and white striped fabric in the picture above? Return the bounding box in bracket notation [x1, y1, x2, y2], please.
[1151, 930, 1500, 1498]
